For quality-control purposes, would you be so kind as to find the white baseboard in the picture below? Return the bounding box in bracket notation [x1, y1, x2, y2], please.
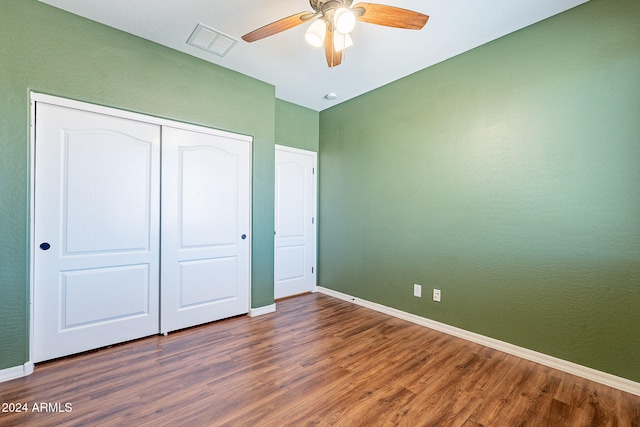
[317, 286, 640, 397]
[0, 362, 34, 383]
[249, 303, 276, 317]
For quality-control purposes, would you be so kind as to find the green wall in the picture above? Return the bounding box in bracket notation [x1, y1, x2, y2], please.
[276, 99, 320, 152]
[0, 0, 276, 370]
[318, 0, 640, 381]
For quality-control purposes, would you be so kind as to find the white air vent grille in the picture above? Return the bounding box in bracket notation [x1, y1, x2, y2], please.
[187, 24, 238, 57]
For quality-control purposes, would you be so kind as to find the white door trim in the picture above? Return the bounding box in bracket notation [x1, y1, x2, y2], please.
[29, 92, 253, 365]
[30, 93, 253, 143]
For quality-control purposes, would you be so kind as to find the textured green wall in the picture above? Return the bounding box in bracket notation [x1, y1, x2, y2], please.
[0, 0, 275, 370]
[319, 0, 640, 381]
[275, 99, 320, 152]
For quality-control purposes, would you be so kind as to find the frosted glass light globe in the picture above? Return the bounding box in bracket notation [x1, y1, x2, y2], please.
[305, 19, 326, 47]
[334, 8, 356, 34]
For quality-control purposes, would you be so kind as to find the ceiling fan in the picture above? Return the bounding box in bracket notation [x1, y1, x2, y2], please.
[241, 0, 429, 68]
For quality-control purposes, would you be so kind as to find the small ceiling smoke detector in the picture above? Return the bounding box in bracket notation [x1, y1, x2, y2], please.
[187, 23, 238, 57]
[325, 92, 338, 100]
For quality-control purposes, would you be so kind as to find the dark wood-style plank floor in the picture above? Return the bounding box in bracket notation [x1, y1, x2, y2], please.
[1, 293, 639, 426]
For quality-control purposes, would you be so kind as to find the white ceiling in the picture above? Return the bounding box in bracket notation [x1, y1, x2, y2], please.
[39, 0, 589, 111]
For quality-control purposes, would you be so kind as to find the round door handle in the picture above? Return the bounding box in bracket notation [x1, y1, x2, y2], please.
[241, 234, 247, 240]
[40, 242, 51, 251]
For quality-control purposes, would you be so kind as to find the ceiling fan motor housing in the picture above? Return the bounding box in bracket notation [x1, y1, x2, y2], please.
[310, 0, 353, 14]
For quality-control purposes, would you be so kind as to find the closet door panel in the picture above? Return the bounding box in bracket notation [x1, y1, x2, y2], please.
[161, 126, 251, 333]
[33, 102, 161, 362]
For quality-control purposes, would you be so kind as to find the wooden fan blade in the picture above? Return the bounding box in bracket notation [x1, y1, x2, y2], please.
[352, 3, 429, 30]
[242, 12, 312, 42]
[324, 25, 342, 68]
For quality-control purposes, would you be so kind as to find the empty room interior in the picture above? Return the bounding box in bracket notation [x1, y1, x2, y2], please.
[1, 0, 639, 425]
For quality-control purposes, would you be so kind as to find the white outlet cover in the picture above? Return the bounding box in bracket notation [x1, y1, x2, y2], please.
[414, 284, 422, 298]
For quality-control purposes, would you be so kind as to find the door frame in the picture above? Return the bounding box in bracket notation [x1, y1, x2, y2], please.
[274, 144, 318, 297]
[29, 92, 253, 363]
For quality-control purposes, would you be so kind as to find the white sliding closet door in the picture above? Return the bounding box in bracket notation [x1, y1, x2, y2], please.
[33, 102, 161, 362]
[160, 126, 251, 334]
[32, 95, 253, 362]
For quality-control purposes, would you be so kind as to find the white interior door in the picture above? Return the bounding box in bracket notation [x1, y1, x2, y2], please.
[33, 102, 161, 362]
[161, 126, 251, 333]
[274, 145, 317, 299]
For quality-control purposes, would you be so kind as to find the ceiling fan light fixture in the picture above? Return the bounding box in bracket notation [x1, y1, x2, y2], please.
[241, 1, 430, 69]
[305, 19, 326, 47]
[334, 7, 356, 34]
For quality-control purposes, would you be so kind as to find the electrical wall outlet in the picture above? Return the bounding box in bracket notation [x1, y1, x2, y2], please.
[433, 289, 441, 302]
[413, 284, 422, 297]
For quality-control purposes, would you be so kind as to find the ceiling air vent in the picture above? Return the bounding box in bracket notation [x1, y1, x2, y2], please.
[187, 23, 238, 57]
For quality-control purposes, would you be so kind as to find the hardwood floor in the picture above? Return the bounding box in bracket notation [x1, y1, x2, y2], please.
[1, 293, 638, 426]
